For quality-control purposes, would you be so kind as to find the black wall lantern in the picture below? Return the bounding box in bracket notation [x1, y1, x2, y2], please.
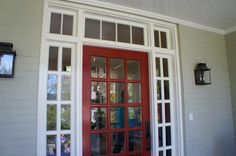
[0, 42, 16, 78]
[194, 63, 211, 85]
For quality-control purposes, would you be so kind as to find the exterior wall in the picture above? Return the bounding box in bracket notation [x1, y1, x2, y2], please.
[178, 25, 236, 156]
[0, 0, 44, 156]
[226, 31, 236, 143]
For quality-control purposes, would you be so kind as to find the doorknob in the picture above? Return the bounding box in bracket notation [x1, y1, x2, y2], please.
[145, 121, 151, 151]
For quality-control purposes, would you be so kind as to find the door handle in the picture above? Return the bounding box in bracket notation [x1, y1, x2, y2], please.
[145, 121, 151, 151]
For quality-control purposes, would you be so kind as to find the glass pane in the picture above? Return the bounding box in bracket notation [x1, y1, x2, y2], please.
[85, 19, 100, 39]
[159, 151, 163, 156]
[91, 133, 107, 156]
[47, 74, 58, 101]
[163, 58, 169, 77]
[154, 30, 160, 47]
[110, 107, 125, 129]
[118, 24, 130, 43]
[128, 83, 141, 103]
[91, 107, 107, 130]
[111, 132, 125, 154]
[167, 150, 172, 156]
[158, 127, 163, 147]
[48, 46, 58, 71]
[91, 56, 107, 78]
[110, 83, 125, 104]
[61, 75, 71, 101]
[161, 31, 167, 48]
[165, 103, 171, 123]
[47, 105, 57, 131]
[62, 15, 73, 35]
[50, 13, 61, 34]
[61, 105, 71, 130]
[102, 21, 116, 41]
[158, 103, 162, 123]
[157, 80, 162, 100]
[62, 48, 71, 72]
[156, 58, 160, 77]
[132, 26, 144, 45]
[127, 60, 140, 80]
[61, 134, 71, 156]
[91, 82, 107, 104]
[129, 131, 142, 151]
[164, 80, 170, 100]
[110, 59, 124, 79]
[47, 135, 57, 156]
[128, 107, 142, 128]
[166, 126, 171, 146]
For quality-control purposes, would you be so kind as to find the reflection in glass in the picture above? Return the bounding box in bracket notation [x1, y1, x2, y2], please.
[91, 107, 107, 130]
[132, 26, 144, 45]
[128, 107, 142, 128]
[157, 80, 162, 100]
[164, 80, 170, 100]
[163, 58, 169, 77]
[50, 13, 61, 34]
[61, 105, 71, 130]
[91, 82, 107, 104]
[62, 15, 73, 36]
[47, 74, 58, 100]
[128, 83, 141, 103]
[48, 46, 58, 71]
[111, 132, 125, 154]
[91, 133, 107, 156]
[128, 60, 140, 80]
[129, 131, 142, 151]
[159, 151, 163, 156]
[161, 31, 167, 48]
[165, 103, 171, 123]
[61, 134, 71, 156]
[110, 83, 125, 104]
[61, 75, 71, 101]
[62, 48, 71, 72]
[158, 103, 162, 123]
[91, 57, 106, 78]
[47, 105, 57, 131]
[167, 149, 172, 156]
[102, 21, 116, 41]
[110, 59, 124, 79]
[118, 24, 130, 43]
[47, 135, 57, 156]
[110, 107, 125, 129]
[85, 19, 100, 39]
[154, 30, 160, 47]
[158, 127, 163, 147]
[156, 58, 160, 77]
[166, 126, 171, 146]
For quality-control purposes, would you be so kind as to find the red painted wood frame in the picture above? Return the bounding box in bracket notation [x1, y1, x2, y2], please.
[83, 46, 150, 156]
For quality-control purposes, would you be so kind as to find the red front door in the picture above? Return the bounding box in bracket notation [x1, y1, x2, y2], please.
[83, 46, 150, 156]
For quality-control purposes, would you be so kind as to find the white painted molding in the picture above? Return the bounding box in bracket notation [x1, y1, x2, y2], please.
[62, 0, 226, 35]
[225, 26, 236, 34]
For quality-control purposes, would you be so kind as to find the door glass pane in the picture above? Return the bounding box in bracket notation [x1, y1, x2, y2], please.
[111, 132, 125, 154]
[128, 83, 141, 103]
[110, 83, 125, 104]
[167, 149, 172, 156]
[156, 58, 160, 77]
[61, 105, 70, 130]
[164, 80, 170, 100]
[163, 58, 169, 77]
[154, 30, 160, 47]
[161, 31, 167, 48]
[62, 48, 71, 72]
[50, 13, 61, 34]
[61, 75, 71, 101]
[47, 135, 57, 156]
[47, 105, 57, 131]
[91, 82, 107, 104]
[128, 131, 142, 151]
[102, 21, 116, 41]
[47, 74, 58, 101]
[91, 107, 107, 130]
[157, 80, 162, 100]
[48, 46, 58, 71]
[110, 59, 124, 79]
[118, 24, 130, 43]
[165, 103, 171, 123]
[157, 103, 162, 123]
[110, 107, 125, 129]
[91, 133, 107, 155]
[166, 126, 171, 146]
[91, 56, 107, 78]
[159, 151, 163, 156]
[85, 19, 100, 39]
[62, 15, 73, 36]
[127, 60, 140, 80]
[132, 26, 144, 45]
[128, 107, 142, 128]
[158, 127, 163, 147]
[61, 134, 71, 156]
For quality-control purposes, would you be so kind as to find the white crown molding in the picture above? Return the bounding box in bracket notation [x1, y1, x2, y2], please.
[225, 27, 236, 34]
[62, 0, 226, 35]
